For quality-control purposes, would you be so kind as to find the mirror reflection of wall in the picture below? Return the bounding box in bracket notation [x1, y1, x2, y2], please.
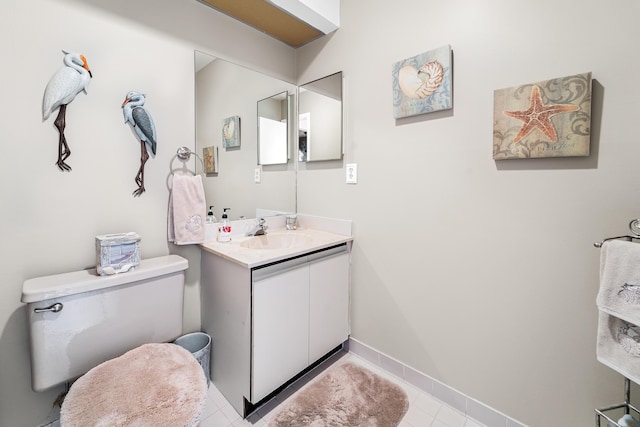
[195, 51, 297, 220]
[298, 112, 310, 162]
[298, 72, 343, 162]
[258, 91, 288, 165]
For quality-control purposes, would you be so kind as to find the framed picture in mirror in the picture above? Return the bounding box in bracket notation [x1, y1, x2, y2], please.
[203, 146, 218, 174]
[222, 116, 240, 148]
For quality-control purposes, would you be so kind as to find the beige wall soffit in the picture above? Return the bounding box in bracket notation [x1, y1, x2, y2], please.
[197, 0, 325, 47]
[267, 0, 339, 35]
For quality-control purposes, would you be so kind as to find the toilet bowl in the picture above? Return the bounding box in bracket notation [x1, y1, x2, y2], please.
[21, 255, 207, 426]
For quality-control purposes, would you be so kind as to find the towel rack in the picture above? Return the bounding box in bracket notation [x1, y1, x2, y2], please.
[594, 218, 640, 426]
[595, 378, 640, 426]
[594, 219, 640, 248]
[171, 146, 204, 176]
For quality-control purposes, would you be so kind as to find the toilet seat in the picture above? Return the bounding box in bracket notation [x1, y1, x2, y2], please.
[60, 343, 208, 427]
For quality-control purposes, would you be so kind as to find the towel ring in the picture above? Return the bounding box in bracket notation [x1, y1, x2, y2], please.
[171, 147, 204, 176]
[594, 219, 640, 247]
[177, 146, 202, 162]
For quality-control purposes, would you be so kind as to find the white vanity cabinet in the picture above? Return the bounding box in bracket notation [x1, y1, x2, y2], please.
[252, 258, 310, 402]
[309, 249, 350, 362]
[201, 243, 350, 417]
[251, 246, 349, 402]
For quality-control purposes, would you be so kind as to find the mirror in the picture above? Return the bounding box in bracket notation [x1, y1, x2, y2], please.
[195, 51, 297, 221]
[298, 72, 343, 162]
[258, 91, 289, 165]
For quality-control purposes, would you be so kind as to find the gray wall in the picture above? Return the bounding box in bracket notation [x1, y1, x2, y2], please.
[0, 0, 294, 425]
[296, 1, 637, 426]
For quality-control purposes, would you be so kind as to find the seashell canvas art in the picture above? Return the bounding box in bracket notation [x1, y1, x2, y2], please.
[392, 45, 452, 119]
[493, 72, 592, 159]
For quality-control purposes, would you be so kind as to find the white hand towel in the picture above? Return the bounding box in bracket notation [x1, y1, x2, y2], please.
[596, 240, 640, 383]
[597, 240, 640, 325]
[168, 174, 206, 245]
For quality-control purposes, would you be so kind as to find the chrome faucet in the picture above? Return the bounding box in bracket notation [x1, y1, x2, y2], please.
[246, 217, 268, 236]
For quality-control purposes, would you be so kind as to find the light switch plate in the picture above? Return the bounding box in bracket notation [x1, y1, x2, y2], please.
[346, 163, 357, 184]
[254, 168, 261, 183]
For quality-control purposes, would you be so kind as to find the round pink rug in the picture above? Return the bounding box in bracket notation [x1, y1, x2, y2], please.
[60, 343, 207, 427]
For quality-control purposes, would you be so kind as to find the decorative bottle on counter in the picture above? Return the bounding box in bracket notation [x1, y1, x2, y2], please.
[218, 208, 231, 243]
[206, 205, 217, 224]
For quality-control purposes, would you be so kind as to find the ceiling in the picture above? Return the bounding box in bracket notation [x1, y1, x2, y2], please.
[198, 0, 325, 47]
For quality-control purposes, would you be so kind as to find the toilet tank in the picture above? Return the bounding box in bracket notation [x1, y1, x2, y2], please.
[21, 255, 188, 392]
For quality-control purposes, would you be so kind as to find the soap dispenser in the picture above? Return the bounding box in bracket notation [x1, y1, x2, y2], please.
[218, 208, 232, 243]
[206, 206, 217, 224]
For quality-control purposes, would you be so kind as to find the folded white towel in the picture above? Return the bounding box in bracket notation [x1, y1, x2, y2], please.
[597, 240, 640, 325]
[597, 311, 640, 385]
[168, 174, 206, 245]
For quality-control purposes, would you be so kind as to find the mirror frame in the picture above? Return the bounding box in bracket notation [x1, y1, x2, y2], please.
[298, 71, 343, 162]
[257, 90, 289, 166]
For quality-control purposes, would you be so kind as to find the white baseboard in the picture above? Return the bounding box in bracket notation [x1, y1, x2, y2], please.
[348, 337, 527, 427]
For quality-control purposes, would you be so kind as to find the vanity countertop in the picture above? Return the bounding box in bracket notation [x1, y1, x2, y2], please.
[199, 228, 353, 268]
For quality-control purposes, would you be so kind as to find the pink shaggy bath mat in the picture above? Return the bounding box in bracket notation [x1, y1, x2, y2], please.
[60, 343, 207, 427]
[269, 361, 409, 426]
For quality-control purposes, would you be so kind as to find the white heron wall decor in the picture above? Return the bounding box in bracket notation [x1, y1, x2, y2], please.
[42, 50, 93, 171]
[122, 91, 157, 196]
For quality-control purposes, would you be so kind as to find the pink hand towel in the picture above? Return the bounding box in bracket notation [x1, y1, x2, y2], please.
[168, 174, 206, 245]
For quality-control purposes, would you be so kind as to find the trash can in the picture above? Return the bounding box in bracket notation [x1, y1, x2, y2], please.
[174, 332, 211, 384]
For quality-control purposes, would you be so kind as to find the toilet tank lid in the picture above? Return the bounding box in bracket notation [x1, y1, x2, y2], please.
[21, 255, 188, 303]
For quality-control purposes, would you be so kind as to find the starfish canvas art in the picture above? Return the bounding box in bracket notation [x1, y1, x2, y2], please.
[493, 72, 592, 159]
[203, 145, 218, 174]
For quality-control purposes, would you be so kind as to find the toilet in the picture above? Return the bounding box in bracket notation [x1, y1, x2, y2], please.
[21, 254, 208, 426]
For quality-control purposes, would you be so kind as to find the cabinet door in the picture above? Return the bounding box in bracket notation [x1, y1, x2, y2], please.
[308, 251, 350, 363]
[251, 264, 309, 402]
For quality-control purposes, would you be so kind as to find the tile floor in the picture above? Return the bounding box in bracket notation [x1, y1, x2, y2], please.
[199, 351, 486, 427]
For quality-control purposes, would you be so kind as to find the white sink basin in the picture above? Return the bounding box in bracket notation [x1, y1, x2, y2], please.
[240, 233, 312, 250]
